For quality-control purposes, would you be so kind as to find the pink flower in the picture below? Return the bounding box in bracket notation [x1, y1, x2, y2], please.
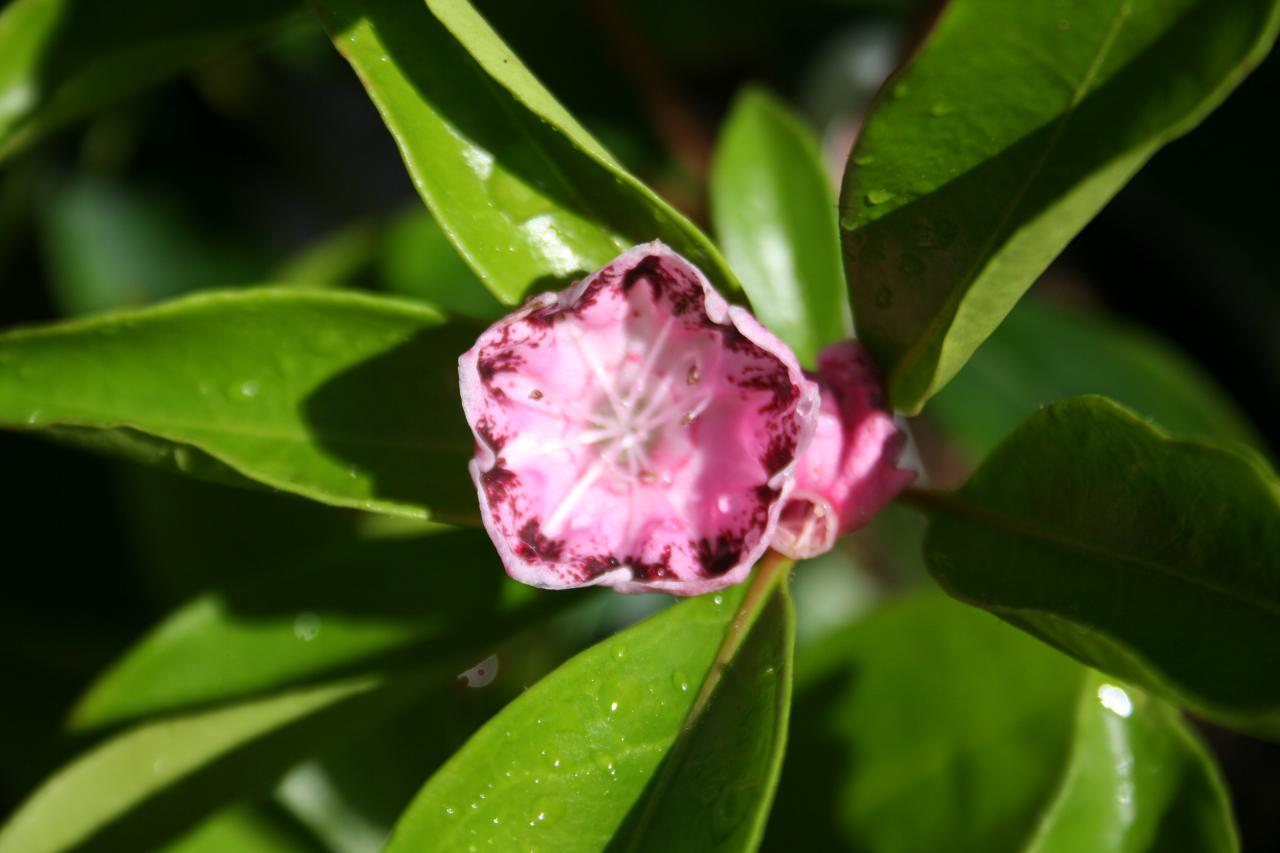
[771, 340, 915, 560]
[459, 242, 819, 595]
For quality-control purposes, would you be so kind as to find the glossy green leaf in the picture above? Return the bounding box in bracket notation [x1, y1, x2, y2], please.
[1026, 672, 1237, 853]
[0, 289, 478, 520]
[922, 397, 1280, 737]
[161, 804, 323, 853]
[711, 87, 850, 367]
[766, 591, 1083, 851]
[841, 0, 1280, 413]
[0, 0, 297, 161]
[927, 296, 1262, 459]
[387, 559, 794, 852]
[70, 529, 564, 730]
[0, 673, 424, 853]
[314, 0, 736, 305]
[766, 591, 1237, 852]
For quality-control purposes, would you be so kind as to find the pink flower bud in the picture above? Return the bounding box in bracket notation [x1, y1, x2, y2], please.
[459, 242, 819, 595]
[771, 340, 915, 560]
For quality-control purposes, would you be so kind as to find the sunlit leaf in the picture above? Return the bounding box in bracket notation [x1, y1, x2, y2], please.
[0, 290, 478, 520]
[711, 87, 849, 366]
[842, 0, 1280, 412]
[387, 559, 794, 852]
[314, 0, 736, 304]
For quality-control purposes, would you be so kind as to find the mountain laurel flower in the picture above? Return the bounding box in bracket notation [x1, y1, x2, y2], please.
[771, 340, 916, 560]
[459, 242, 820, 595]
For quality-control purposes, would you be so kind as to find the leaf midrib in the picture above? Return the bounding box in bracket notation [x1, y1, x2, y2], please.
[921, 489, 1280, 619]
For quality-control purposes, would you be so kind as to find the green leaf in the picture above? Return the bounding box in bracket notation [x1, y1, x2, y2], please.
[928, 296, 1262, 459]
[1025, 672, 1238, 853]
[841, 0, 1280, 413]
[921, 396, 1280, 737]
[0, 289, 479, 520]
[70, 529, 564, 730]
[387, 558, 794, 852]
[379, 207, 506, 321]
[711, 87, 850, 367]
[313, 0, 736, 305]
[766, 591, 1237, 852]
[161, 805, 324, 853]
[767, 591, 1083, 851]
[0, 673, 424, 853]
[0, 0, 297, 161]
[38, 173, 268, 315]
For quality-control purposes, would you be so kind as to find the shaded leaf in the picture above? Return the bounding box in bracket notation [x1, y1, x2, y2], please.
[0, 0, 297, 161]
[711, 87, 850, 367]
[922, 397, 1280, 737]
[161, 804, 324, 853]
[766, 591, 1238, 852]
[842, 0, 1280, 412]
[766, 591, 1082, 852]
[379, 207, 505, 321]
[0, 289, 479, 520]
[927, 296, 1262, 459]
[1026, 672, 1237, 852]
[387, 559, 794, 852]
[38, 173, 267, 315]
[314, 0, 736, 304]
[70, 529, 563, 730]
[0, 673, 424, 853]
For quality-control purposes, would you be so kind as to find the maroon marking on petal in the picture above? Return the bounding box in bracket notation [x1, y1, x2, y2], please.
[621, 255, 664, 298]
[696, 535, 744, 577]
[762, 432, 798, 475]
[516, 519, 564, 562]
[475, 417, 506, 451]
[477, 349, 522, 384]
[630, 546, 675, 582]
[577, 554, 622, 580]
[567, 276, 611, 316]
[481, 465, 518, 505]
[737, 367, 799, 413]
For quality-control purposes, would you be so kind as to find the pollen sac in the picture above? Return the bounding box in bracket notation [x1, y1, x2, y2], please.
[770, 340, 916, 560]
[458, 242, 819, 595]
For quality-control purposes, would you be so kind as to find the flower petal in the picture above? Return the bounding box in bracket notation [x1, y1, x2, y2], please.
[772, 340, 915, 560]
[460, 242, 818, 594]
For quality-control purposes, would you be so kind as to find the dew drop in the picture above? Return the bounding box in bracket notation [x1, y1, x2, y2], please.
[613, 647, 626, 661]
[929, 102, 953, 117]
[852, 153, 875, 166]
[672, 671, 690, 692]
[239, 379, 260, 398]
[713, 594, 724, 606]
[892, 81, 910, 98]
[865, 188, 894, 206]
[592, 753, 617, 775]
